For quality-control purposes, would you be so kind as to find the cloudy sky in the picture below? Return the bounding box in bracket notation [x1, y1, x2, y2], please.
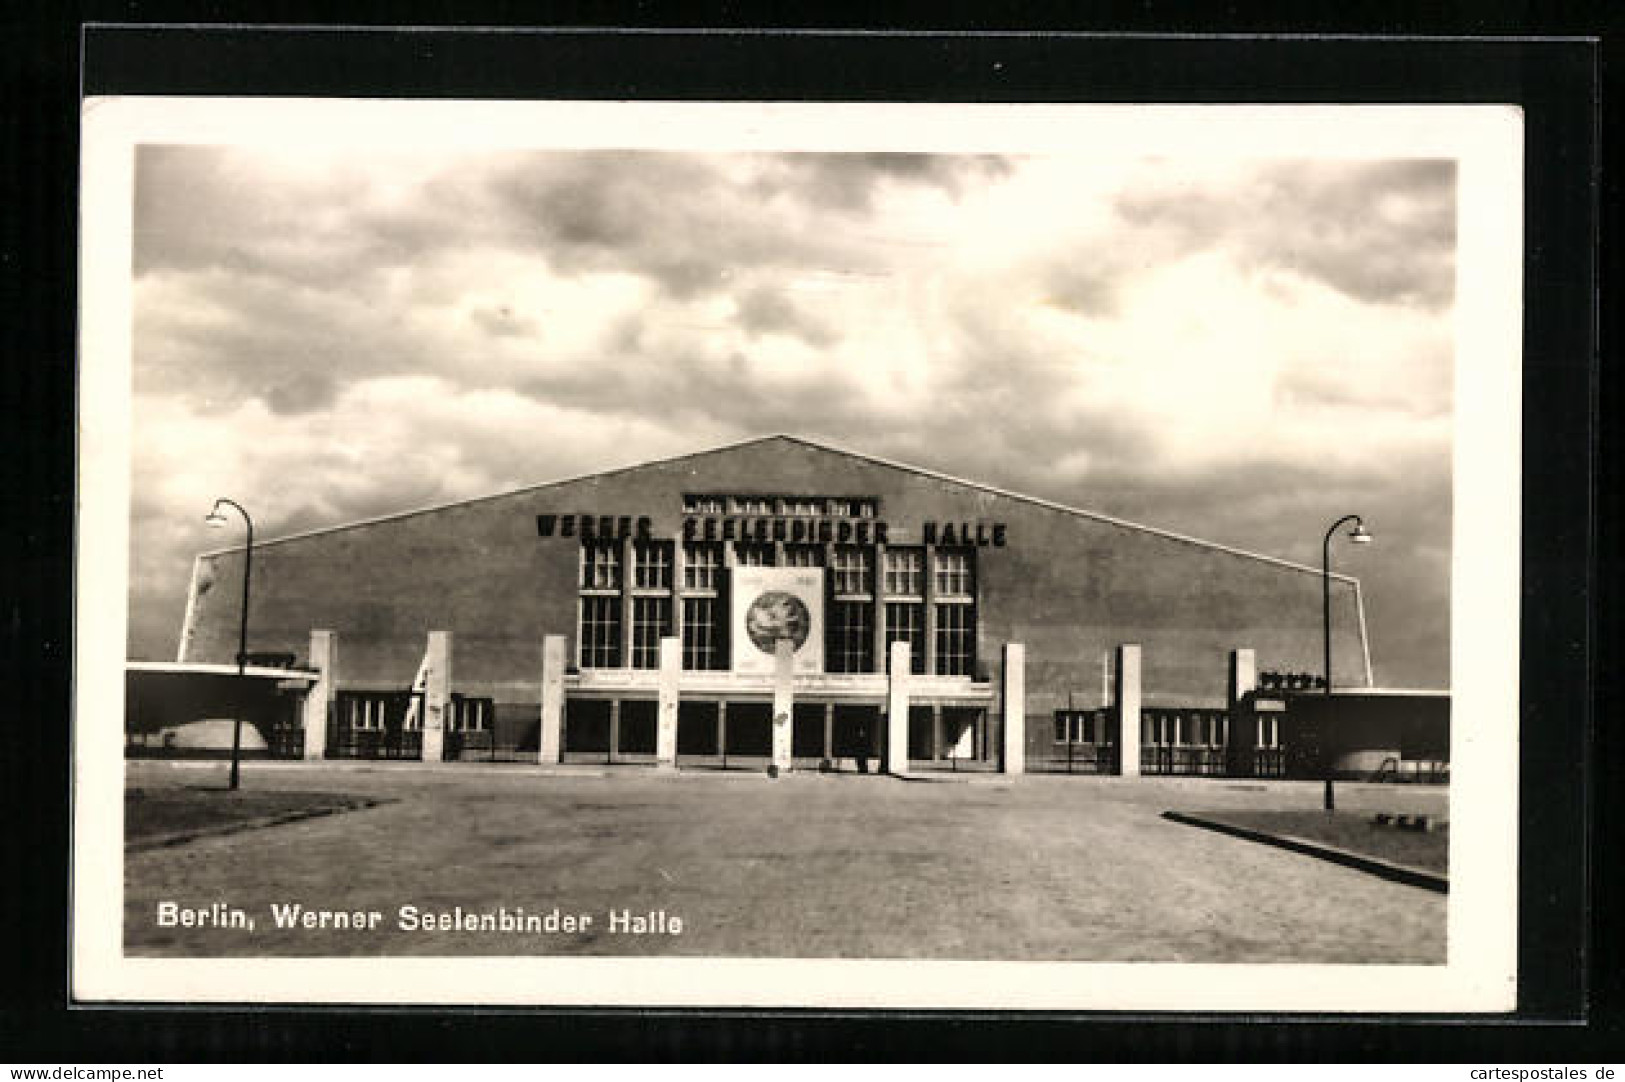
[127, 144, 1455, 686]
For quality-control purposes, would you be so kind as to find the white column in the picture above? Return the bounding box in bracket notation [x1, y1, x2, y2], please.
[887, 640, 911, 776]
[1001, 642, 1025, 774]
[1230, 647, 1257, 703]
[717, 701, 728, 764]
[301, 629, 336, 760]
[657, 635, 681, 769]
[671, 541, 686, 645]
[771, 638, 795, 771]
[538, 634, 566, 764]
[1227, 647, 1257, 776]
[420, 630, 451, 763]
[1116, 643, 1141, 777]
[619, 535, 635, 667]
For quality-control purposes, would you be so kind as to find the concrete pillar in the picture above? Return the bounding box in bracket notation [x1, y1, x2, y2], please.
[1001, 643, 1025, 774]
[922, 543, 938, 676]
[657, 636, 681, 769]
[302, 629, 336, 760]
[1230, 648, 1257, 703]
[886, 640, 911, 776]
[771, 638, 795, 771]
[421, 631, 451, 763]
[619, 535, 635, 667]
[608, 699, 621, 763]
[931, 702, 943, 762]
[823, 702, 835, 762]
[871, 540, 888, 674]
[539, 634, 566, 764]
[716, 700, 728, 764]
[671, 541, 686, 647]
[1116, 643, 1141, 777]
[1227, 648, 1257, 776]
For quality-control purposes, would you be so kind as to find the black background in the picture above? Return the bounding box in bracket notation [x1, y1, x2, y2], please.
[2, 5, 1611, 1063]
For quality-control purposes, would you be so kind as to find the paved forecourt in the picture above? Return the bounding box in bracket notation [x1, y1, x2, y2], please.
[123, 760, 1447, 962]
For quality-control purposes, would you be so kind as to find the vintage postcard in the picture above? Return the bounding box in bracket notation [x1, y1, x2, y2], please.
[74, 98, 1522, 1009]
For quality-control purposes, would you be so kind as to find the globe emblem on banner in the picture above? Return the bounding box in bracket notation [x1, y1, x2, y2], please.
[745, 591, 811, 654]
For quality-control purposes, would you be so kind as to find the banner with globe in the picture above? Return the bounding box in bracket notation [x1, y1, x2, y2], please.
[730, 567, 825, 675]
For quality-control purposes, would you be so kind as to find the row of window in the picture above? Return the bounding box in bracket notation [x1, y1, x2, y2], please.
[1055, 711, 1109, 745]
[336, 697, 489, 733]
[578, 539, 976, 676]
[577, 593, 976, 676]
[1144, 713, 1231, 747]
[878, 548, 971, 597]
[682, 494, 879, 518]
[1053, 713, 1275, 748]
[835, 599, 976, 677]
[580, 539, 973, 597]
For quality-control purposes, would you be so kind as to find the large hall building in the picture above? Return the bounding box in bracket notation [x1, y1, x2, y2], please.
[171, 435, 1380, 777]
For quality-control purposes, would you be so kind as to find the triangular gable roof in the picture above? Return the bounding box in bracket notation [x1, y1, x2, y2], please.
[198, 432, 1354, 582]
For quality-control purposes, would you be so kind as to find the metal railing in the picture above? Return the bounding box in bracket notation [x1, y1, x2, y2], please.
[1034, 741, 1119, 774]
[1252, 747, 1287, 777]
[265, 722, 306, 760]
[327, 690, 423, 760]
[1139, 745, 1229, 776]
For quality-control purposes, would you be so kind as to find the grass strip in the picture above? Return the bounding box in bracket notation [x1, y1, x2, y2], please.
[1162, 809, 1447, 893]
[126, 788, 392, 851]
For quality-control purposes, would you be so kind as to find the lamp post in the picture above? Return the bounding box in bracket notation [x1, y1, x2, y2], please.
[205, 497, 254, 790]
[1321, 514, 1372, 810]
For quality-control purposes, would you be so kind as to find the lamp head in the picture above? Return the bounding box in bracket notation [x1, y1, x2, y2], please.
[1348, 522, 1373, 545]
[205, 500, 229, 528]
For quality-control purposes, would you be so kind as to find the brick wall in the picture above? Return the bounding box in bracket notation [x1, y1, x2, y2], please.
[182, 437, 1368, 745]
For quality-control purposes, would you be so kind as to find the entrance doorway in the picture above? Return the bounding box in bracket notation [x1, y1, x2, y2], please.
[723, 702, 772, 761]
[562, 699, 610, 761]
[617, 700, 657, 762]
[676, 700, 720, 758]
[907, 704, 989, 769]
[831, 703, 881, 772]
[563, 699, 660, 763]
[791, 703, 827, 763]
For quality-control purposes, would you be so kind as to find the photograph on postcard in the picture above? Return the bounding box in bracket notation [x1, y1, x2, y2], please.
[74, 99, 1522, 1009]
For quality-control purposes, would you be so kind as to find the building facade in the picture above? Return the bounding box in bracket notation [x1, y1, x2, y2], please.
[177, 435, 1373, 774]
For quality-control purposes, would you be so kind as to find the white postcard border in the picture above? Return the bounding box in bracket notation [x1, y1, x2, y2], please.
[75, 98, 1523, 1010]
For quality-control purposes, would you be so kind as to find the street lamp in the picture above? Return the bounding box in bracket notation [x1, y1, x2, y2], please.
[1321, 514, 1371, 810]
[205, 497, 254, 790]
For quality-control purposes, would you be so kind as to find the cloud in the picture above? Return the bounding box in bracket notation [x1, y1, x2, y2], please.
[125, 147, 1457, 686]
[130, 148, 1004, 419]
[750, 152, 1013, 210]
[1114, 159, 1456, 310]
[467, 303, 539, 339]
[734, 284, 837, 347]
[480, 151, 973, 300]
[1057, 445, 1453, 688]
[125, 378, 727, 659]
